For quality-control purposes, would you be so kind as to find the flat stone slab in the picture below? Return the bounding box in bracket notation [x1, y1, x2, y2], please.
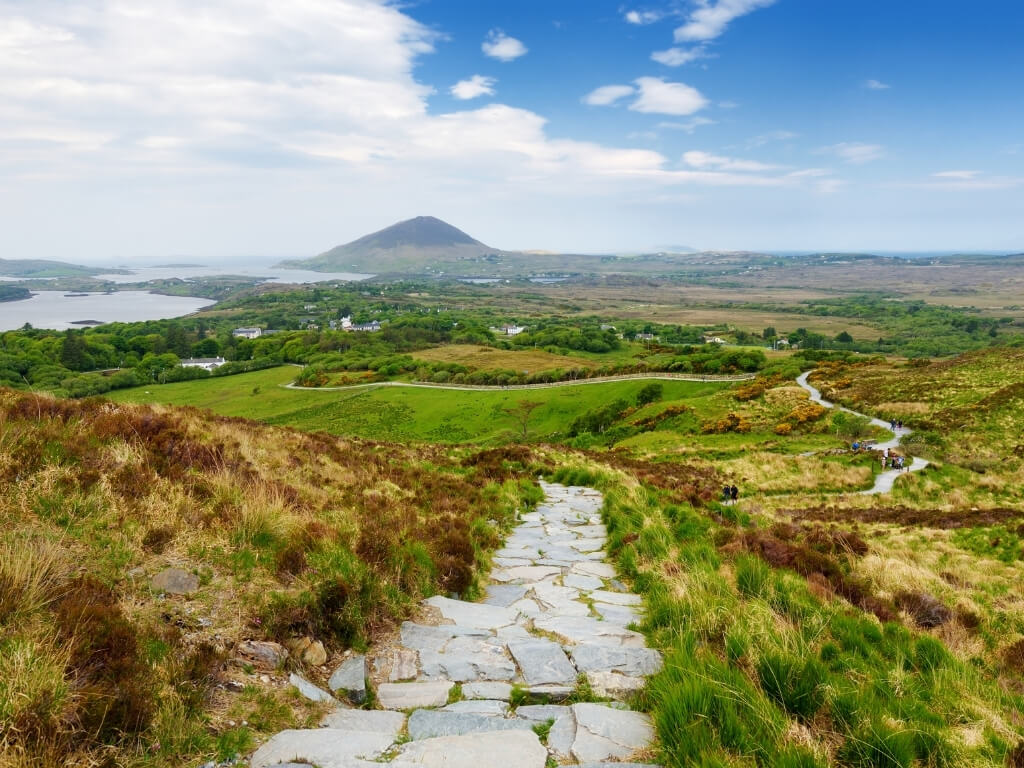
[443, 699, 509, 716]
[594, 603, 642, 626]
[585, 670, 647, 699]
[570, 644, 663, 677]
[534, 616, 647, 648]
[590, 590, 643, 606]
[491, 565, 563, 583]
[289, 673, 336, 704]
[419, 636, 516, 682]
[407, 709, 534, 740]
[424, 596, 519, 630]
[514, 704, 570, 723]
[546, 711, 577, 759]
[507, 638, 579, 686]
[571, 562, 617, 579]
[400, 622, 489, 653]
[377, 681, 453, 710]
[563, 573, 604, 591]
[483, 585, 528, 607]
[328, 655, 367, 703]
[462, 681, 512, 701]
[319, 709, 406, 738]
[389, 730, 548, 768]
[249, 729, 393, 768]
[570, 703, 655, 763]
[150, 567, 198, 595]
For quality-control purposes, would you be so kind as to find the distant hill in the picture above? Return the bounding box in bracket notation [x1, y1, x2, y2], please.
[280, 216, 503, 273]
[0, 258, 116, 278]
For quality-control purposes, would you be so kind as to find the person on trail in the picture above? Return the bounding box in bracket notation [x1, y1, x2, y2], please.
[898, 420, 904, 430]
[852, 441, 860, 452]
[730, 485, 739, 501]
[722, 485, 732, 503]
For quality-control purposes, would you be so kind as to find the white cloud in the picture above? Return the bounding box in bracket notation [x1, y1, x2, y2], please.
[746, 130, 798, 147]
[818, 142, 884, 164]
[683, 150, 779, 172]
[933, 170, 980, 180]
[651, 46, 708, 66]
[450, 74, 496, 100]
[674, 0, 777, 42]
[629, 77, 708, 115]
[584, 84, 635, 106]
[864, 79, 890, 90]
[625, 9, 662, 25]
[482, 29, 527, 61]
[657, 117, 717, 133]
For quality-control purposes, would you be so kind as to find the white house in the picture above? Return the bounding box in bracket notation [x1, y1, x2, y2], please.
[232, 327, 262, 339]
[180, 357, 226, 371]
[703, 336, 727, 345]
[490, 324, 527, 336]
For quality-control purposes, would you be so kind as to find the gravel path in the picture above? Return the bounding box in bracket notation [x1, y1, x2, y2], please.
[796, 371, 929, 495]
[250, 482, 662, 768]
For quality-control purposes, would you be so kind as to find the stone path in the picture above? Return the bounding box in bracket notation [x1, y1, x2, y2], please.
[250, 482, 662, 768]
[796, 371, 929, 495]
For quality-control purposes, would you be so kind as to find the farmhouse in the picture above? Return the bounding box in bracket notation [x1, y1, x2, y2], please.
[232, 327, 262, 339]
[489, 324, 527, 336]
[180, 357, 226, 371]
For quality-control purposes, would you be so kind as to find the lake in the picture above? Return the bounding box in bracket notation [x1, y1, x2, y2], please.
[0, 291, 215, 331]
[93, 265, 374, 284]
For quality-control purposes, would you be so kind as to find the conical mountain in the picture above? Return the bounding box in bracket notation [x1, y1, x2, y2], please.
[281, 216, 499, 273]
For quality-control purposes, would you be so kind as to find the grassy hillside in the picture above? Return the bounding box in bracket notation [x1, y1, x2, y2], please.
[0, 388, 541, 766]
[108, 367, 732, 443]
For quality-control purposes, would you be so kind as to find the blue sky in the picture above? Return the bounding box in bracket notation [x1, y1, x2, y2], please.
[0, 0, 1021, 261]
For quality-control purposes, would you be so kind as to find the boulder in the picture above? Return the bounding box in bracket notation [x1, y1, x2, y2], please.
[289, 673, 336, 704]
[150, 567, 199, 595]
[236, 640, 288, 670]
[328, 655, 367, 703]
[302, 641, 328, 667]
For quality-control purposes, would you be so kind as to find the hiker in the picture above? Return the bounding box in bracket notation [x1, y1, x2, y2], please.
[722, 485, 732, 503]
[898, 420, 904, 430]
[730, 484, 739, 501]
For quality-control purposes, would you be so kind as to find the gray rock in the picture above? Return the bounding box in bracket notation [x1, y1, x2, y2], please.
[513, 704, 570, 723]
[527, 684, 573, 700]
[400, 622, 488, 653]
[593, 603, 642, 626]
[563, 573, 603, 591]
[328, 655, 367, 703]
[377, 681, 453, 710]
[590, 590, 642, 606]
[570, 644, 663, 677]
[389, 730, 548, 768]
[319, 709, 405, 738]
[570, 703, 655, 763]
[407, 709, 534, 740]
[249, 729, 392, 768]
[442, 699, 509, 716]
[289, 673, 336, 704]
[570, 562, 616, 579]
[424, 595, 519, 630]
[150, 567, 198, 595]
[585, 670, 647, 699]
[546, 712, 577, 759]
[507, 639, 578, 686]
[462, 681, 512, 701]
[533, 616, 647, 648]
[418, 636, 516, 682]
[490, 565, 562, 584]
[236, 640, 287, 670]
[388, 648, 419, 682]
[483, 584, 528, 607]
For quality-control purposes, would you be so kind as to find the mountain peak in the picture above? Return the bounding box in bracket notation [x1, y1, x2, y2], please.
[349, 216, 486, 250]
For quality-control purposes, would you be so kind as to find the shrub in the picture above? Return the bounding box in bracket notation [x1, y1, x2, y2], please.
[735, 554, 772, 599]
[756, 652, 827, 722]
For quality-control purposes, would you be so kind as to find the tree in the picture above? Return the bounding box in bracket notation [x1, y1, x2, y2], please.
[59, 330, 89, 371]
[504, 400, 543, 440]
[636, 382, 663, 406]
[835, 331, 853, 344]
[762, 326, 777, 340]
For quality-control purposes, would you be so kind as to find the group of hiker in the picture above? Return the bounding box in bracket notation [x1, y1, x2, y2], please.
[889, 419, 905, 430]
[721, 484, 740, 503]
[881, 447, 908, 471]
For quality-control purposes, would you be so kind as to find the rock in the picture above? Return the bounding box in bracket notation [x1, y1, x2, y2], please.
[377, 681, 454, 710]
[288, 673, 336, 704]
[589, 590, 642, 606]
[570, 644, 663, 677]
[570, 562, 616, 579]
[507, 638, 579, 686]
[389, 730, 548, 768]
[563, 573, 604, 591]
[400, 622, 489, 653]
[407, 709, 534, 740]
[387, 648, 419, 681]
[462, 681, 512, 700]
[593, 603, 641, 626]
[319, 709, 406, 739]
[424, 595, 519, 630]
[419, 635, 516, 682]
[302, 640, 328, 667]
[237, 640, 288, 670]
[483, 584, 529, 607]
[585, 671, 647, 699]
[442, 699, 509, 716]
[328, 655, 367, 703]
[533, 616, 647, 648]
[150, 567, 198, 595]
[250, 729, 391, 768]
[570, 703, 655, 763]
[527, 684, 573, 700]
[513, 704, 570, 723]
[490, 565, 563, 584]
[546, 712, 576, 759]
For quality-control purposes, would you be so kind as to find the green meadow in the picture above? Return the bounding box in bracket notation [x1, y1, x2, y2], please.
[108, 366, 732, 443]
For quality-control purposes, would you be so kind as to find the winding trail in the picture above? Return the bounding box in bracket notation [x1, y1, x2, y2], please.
[250, 483, 662, 768]
[796, 371, 929, 495]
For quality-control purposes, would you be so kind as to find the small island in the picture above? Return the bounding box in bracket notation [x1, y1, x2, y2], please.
[0, 285, 32, 302]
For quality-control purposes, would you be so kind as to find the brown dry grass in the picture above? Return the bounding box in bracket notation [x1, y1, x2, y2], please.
[411, 343, 600, 372]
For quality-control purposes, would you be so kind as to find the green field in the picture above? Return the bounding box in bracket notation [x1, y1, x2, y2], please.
[108, 366, 732, 443]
